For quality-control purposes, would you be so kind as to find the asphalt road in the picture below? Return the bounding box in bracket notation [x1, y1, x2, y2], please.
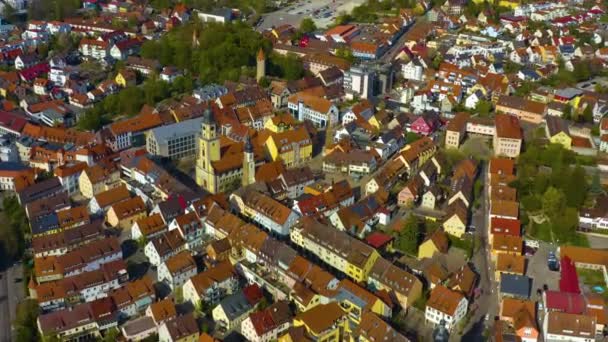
[0, 264, 24, 342]
[462, 161, 497, 339]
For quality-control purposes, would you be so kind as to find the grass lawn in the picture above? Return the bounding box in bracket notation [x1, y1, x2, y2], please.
[528, 221, 553, 242]
[448, 234, 475, 259]
[576, 268, 608, 301]
[527, 221, 589, 247]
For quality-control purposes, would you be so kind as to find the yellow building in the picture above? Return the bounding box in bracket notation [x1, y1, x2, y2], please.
[418, 229, 449, 260]
[291, 218, 379, 283]
[106, 196, 147, 229]
[195, 110, 261, 194]
[263, 126, 312, 168]
[498, 0, 519, 8]
[78, 163, 121, 199]
[443, 202, 468, 238]
[291, 302, 349, 342]
[264, 113, 297, 133]
[546, 116, 572, 150]
[337, 280, 392, 324]
[368, 257, 423, 311]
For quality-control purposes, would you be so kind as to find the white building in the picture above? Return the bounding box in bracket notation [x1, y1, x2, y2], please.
[344, 65, 375, 99]
[182, 261, 238, 306]
[229, 190, 299, 237]
[196, 8, 233, 23]
[425, 285, 468, 330]
[157, 251, 198, 290]
[144, 231, 187, 267]
[241, 301, 292, 342]
[287, 93, 339, 128]
[402, 59, 425, 81]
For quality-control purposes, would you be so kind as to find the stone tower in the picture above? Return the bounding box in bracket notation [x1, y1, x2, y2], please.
[242, 135, 256, 187]
[256, 48, 266, 82]
[195, 109, 220, 193]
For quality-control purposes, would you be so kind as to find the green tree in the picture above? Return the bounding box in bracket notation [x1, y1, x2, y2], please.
[475, 100, 492, 117]
[14, 299, 40, 342]
[3, 4, 16, 23]
[335, 47, 355, 63]
[563, 166, 588, 208]
[299, 18, 317, 34]
[582, 105, 593, 123]
[563, 104, 572, 120]
[542, 187, 566, 220]
[590, 170, 605, 196]
[103, 328, 120, 342]
[431, 54, 444, 70]
[395, 214, 422, 255]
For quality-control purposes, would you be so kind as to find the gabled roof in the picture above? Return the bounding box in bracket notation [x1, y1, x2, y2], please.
[427, 285, 465, 316]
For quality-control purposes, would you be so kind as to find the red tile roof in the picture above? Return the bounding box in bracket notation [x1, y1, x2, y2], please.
[365, 232, 394, 249]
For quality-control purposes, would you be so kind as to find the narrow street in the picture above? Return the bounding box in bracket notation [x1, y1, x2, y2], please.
[0, 264, 24, 342]
[461, 161, 498, 340]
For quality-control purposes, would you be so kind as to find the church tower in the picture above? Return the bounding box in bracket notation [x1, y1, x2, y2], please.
[242, 135, 256, 187]
[195, 109, 220, 193]
[256, 48, 266, 82]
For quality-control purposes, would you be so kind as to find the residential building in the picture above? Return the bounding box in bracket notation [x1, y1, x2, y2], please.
[88, 185, 131, 215]
[353, 311, 409, 342]
[158, 251, 198, 290]
[287, 92, 339, 128]
[445, 112, 469, 149]
[144, 230, 187, 267]
[425, 285, 468, 330]
[158, 313, 200, 342]
[418, 229, 449, 259]
[230, 189, 299, 236]
[182, 261, 238, 306]
[263, 127, 313, 168]
[496, 95, 546, 124]
[545, 116, 572, 149]
[291, 218, 380, 283]
[367, 257, 423, 311]
[241, 301, 293, 342]
[292, 302, 350, 342]
[79, 163, 121, 199]
[121, 316, 158, 341]
[543, 311, 596, 342]
[106, 196, 147, 229]
[493, 114, 523, 158]
[500, 298, 539, 342]
[0, 162, 35, 192]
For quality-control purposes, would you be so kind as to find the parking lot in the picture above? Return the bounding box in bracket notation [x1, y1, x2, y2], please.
[256, 0, 366, 31]
[526, 242, 560, 301]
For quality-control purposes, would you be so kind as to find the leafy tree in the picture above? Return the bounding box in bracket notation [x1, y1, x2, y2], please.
[2, 4, 16, 23]
[335, 48, 355, 63]
[14, 299, 40, 342]
[103, 328, 120, 342]
[475, 100, 492, 117]
[563, 166, 588, 207]
[141, 22, 270, 84]
[28, 0, 81, 20]
[542, 187, 566, 219]
[582, 105, 593, 123]
[268, 53, 304, 81]
[563, 104, 572, 120]
[395, 214, 423, 255]
[431, 54, 444, 70]
[590, 170, 605, 196]
[299, 18, 317, 34]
